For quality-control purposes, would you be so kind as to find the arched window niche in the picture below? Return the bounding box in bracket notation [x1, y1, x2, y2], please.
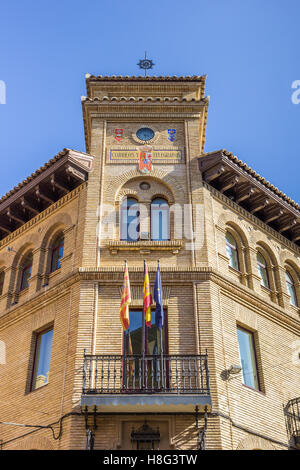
[285, 269, 298, 307]
[223, 224, 250, 287]
[256, 251, 270, 289]
[50, 233, 64, 272]
[120, 197, 140, 242]
[225, 231, 240, 271]
[151, 198, 170, 241]
[20, 252, 33, 291]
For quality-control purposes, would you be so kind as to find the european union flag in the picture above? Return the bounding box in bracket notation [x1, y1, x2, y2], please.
[154, 262, 164, 330]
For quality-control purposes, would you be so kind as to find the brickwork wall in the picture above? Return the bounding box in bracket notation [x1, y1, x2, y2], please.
[0, 78, 299, 450]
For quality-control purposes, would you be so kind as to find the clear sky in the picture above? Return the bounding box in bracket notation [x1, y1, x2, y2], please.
[0, 0, 299, 202]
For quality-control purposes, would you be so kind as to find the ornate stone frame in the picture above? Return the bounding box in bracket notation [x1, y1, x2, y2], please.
[131, 124, 159, 145]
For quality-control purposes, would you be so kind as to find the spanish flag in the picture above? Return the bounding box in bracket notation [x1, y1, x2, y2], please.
[143, 261, 153, 328]
[120, 261, 131, 330]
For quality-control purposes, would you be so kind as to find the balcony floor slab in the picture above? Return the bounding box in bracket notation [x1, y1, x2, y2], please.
[81, 394, 211, 413]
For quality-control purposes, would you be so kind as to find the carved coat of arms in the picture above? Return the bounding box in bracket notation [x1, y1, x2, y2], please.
[114, 129, 123, 142]
[168, 129, 177, 142]
[139, 145, 153, 174]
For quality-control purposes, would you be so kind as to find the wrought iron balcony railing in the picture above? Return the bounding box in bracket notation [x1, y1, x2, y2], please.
[82, 351, 210, 395]
[284, 397, 300, 448]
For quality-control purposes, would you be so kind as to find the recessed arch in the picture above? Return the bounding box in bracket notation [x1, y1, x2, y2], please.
[256, 241, 279, 293]
[256, 241, 278, 267]
[224, 222, 250, 284]
[115, 175, 175, 205]
[107, 169, 182, 205]
[225, 221, 249, 250]
[284, 261, 299, 307]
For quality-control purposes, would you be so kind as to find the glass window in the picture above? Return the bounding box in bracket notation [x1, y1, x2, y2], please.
[51, 235, 64, 272]
[0, 271, 5, 296]
[151, 198, 170, 241]
[257, 252, 269, 288]
[32, 328, 53, 390]
[285, 271, 298, 307]
[225, 231, 239, 270]
[124, 310, 166, 356]
[237, 326, 259, 390]
[20, 253, 33, 290]
[124, 310, 167, 390]
[120, 198, 140, 241]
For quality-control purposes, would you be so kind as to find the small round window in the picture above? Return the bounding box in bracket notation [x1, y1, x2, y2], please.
[140, 182, 150, 190]
[136, 127, 155, 141]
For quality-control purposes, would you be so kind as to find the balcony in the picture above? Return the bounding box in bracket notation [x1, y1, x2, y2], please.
[284, 397, 300, 449]
[81, 352, 211, 412]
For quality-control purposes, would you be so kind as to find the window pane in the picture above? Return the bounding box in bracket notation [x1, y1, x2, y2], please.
[257, 253, 269, 288]
[51, 236, 64, 272]
[21, 255, 33, 290]
[124, 311, 166, 390]
[151, 198, 169, 241]
[124, 310, 166, 355]
[237, 327, 259, 390]
[32, 329, 53, 390]
[121, 198, 139, 241]
[286, 271, 298, 307]
[225, 232, 239, 270]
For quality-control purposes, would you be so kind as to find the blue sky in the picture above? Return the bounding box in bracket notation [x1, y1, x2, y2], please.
[0, 0, 299, 202]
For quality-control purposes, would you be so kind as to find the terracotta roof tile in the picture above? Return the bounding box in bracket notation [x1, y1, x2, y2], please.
[0, 148, 91, 204]
[85, 74, 206, 82]
[202, 149, 300, 211]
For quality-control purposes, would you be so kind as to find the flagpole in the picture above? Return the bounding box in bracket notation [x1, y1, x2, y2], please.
[122, 260, 127, 390]
[142, 260, 146, 389]
[158, 259, 165, 390]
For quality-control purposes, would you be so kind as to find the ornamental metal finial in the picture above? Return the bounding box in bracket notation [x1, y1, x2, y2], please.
[137, 51, 154, 76]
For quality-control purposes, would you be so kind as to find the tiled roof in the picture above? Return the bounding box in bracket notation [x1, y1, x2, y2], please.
[85, 74, 206, 82]
[0, 148, 91, 204]
[202, 149, 300, 211]
[81, 95, 208, 103]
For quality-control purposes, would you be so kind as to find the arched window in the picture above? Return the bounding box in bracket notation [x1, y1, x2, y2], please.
[257, 252, 269, 289]
[151, 198, 170, 241]
[225, 231, 239, 270]
[20, 253, 33, 291]
[0, 271, 4, 296]
[120, 198, 140, 241]
[285, 271, 298, 307]
[51, 234, 64, 272]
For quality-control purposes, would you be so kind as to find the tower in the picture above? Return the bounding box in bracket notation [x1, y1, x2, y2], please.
[0, 74, 299, 450]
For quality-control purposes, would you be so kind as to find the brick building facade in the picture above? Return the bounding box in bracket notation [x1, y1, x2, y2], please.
[0, 75, 299, 450]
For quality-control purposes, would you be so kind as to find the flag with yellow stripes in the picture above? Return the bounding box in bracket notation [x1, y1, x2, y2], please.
[120, 261, 131, 330]
[143, 261, 152, 328]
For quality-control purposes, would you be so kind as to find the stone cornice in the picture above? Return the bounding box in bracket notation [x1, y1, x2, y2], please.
[85, 75, 207, 101]
[82, 100, 208, 154]
[79, 266, 300, 334]
[0, 270, 81, 330]
[107, 240, 183, 254]
[0, 265, 299, 335]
